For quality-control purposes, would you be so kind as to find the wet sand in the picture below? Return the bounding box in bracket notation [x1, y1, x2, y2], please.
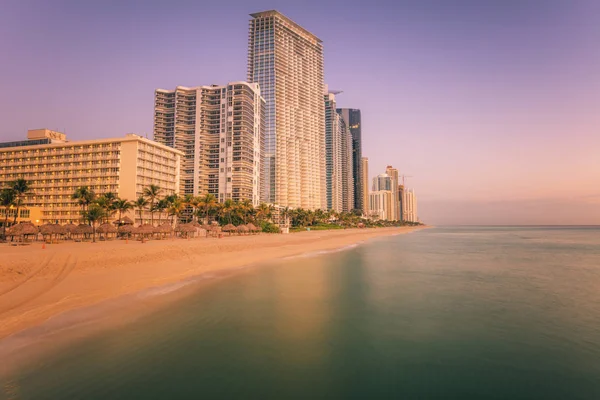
[0, 227, 423, 340]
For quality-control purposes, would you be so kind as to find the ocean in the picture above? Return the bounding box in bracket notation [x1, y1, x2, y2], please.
[2, 226, 600, 399]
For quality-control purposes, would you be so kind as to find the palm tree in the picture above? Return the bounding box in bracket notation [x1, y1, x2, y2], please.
[155, 199, 169, 225]
[72, 186, 95, 223]
[280, 206, 291, 228]
[238, 199, 254, 223]
[220, 199, 235, 225]
[167, 197, 185, 228]
[199, 193, 218, 224]
[1, 188, 16, 240]
[113, 198, 133, 225]
[8, 178, 33, 225]
[256, 203, 271, 223]
[143, 184, 162, 226]
[84, 205, 107, 243]
[134, 196, 149, 225]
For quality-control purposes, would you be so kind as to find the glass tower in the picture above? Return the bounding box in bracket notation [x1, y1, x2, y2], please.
[248, 10, 325, 209]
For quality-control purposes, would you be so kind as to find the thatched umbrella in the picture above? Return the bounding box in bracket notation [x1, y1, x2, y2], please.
[40, 224, 67, 243]
[176, 223, 196, 238]
[97, 223, 117, 240]
[8, 222, 39, 242]
[222, 224, 236, 235]
[135, 224, 157, 240]
[157, 222, 173, 238]
[64, 223, 78, 238]
[246, 223, 258, 234]
[237, 225, 249, 235]
[113, 216, 134, 226]
[118, 224, 134, 239]
[74, 224, 93, 241]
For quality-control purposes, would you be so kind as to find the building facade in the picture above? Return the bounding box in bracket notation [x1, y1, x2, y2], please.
[385, 165, 400, 221]
[0, 130, 182, 224]
[248, 10, 326, 209]
[154, 82, 265, 206]
[361, 157, 369, 216]
[337, 108, 362, 212]
[403, 188, 418, 222]
[340, 115, 354, 213]
[324, 91, 343, 212]
[373, 173, 392, 192]
[369, 190, 393, 221]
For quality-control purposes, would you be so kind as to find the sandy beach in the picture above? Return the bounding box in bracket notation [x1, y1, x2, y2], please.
[0, 227, 423, 339]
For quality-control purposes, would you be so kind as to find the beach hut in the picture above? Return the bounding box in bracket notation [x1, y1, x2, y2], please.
[135, 224, 157, 240]
[237, 224, 249, 235]
[157, 222, 173, 239]
[176, 223, 196, 238]
[63, 223, 78, 239]
[118, 224, 134, 239]
[39, 224, 66, 243]
[74, 224, 93, 241]
[113, 216, 134, 226]
[97, 223, 117, 240]
[246, 223, 258, 235]
[222, 224, 236, 236]
[7, 222, 39, 243]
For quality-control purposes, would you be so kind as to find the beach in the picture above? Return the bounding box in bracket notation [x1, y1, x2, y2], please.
[0, 226, 422, 339]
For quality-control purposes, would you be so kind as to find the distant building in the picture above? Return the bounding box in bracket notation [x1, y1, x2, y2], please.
[324, 90, 342, 212]
[403, 189, 418, 222]
[397, 184, 405, 222]
[154, 82, 265, 206]
[361, 157, 369, 216]
[385, 166, 400, 221]
[369, 190, 393, 221]
[373, 173, 392, 192]
[338, 108, 362, 212]
[248, 10, 325, 209]
[0, 129, 182, 224]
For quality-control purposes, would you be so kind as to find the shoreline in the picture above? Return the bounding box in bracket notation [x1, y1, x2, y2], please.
[0, 227, 425, 343]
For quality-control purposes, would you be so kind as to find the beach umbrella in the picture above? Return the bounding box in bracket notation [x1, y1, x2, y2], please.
[64, 223, 78, 234]
[237, 225, 249, 235]
[74, 224, 93, 235]
[176, 223, 196, 238]
[97, 223, 117, 234]
[118, 224, 134, 236]
[8, 222, 38, 240]
[113, 216, 134, 225]
[157, 222, 173, 234]
[222, 224, 236, 235]
[39, 224, 55, 236]
[246, 223, 258, 234]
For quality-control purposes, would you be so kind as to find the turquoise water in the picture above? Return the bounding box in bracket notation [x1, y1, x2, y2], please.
[3, 227, 600, 399]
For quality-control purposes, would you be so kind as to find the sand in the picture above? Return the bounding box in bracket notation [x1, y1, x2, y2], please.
[0, 227, 423, 339]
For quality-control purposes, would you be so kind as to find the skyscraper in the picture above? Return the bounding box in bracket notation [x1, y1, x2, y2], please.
[340, 116, 354, 212]
[385, 165, 400, 221]
[248, 10, 325, 209]
[361, 157, 369, 216]
[337, 109, 362, 211]
[324, 89, 343, 212]
[403, 189, 418, 222]
[154, 82, 265, 205]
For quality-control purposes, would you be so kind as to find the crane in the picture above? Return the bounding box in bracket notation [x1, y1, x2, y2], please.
[399, 175, 413, 187]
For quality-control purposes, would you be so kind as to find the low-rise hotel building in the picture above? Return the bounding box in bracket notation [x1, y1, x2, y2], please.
[0, 129, 182, 224]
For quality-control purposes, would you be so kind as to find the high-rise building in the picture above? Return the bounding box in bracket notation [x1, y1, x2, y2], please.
[248, 10, 326, 209]
[0, 129, 182, 224]
[154, 82, 265, 206]
[385, 165, 400, 221]
[361, 157, 369, 216]
[398, 184, 405, 222]
[402, 188, 418, 222]
[337, 108, 362, 211]
[369, 190, 393, 221]
[340, 114, 354, 213]
[324, 90, 342, 212]
[373, 173, 392, 191]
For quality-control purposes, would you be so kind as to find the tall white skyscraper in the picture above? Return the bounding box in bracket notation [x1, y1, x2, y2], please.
[248, 10, 326, 209]
[154, 82, 265, 205]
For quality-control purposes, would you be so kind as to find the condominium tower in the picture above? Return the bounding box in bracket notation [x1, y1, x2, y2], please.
[0, 129, 182, 224]
[154, 82, 265, 206]
[403, 189, 418, 222]
[248, 10, 326, 209]
[361, 157, 369, 216]
[337, 108, 362, 212]
[385, 165, 400, 221]
[324, 89, 354, 212]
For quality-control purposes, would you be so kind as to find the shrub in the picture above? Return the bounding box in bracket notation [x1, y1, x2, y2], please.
[260, 221, 280, 233]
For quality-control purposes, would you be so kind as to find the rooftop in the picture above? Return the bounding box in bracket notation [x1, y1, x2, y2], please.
[250, 10, 322, 43]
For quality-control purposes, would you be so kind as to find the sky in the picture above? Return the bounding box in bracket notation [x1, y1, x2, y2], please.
[1, 0, 598, 225]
